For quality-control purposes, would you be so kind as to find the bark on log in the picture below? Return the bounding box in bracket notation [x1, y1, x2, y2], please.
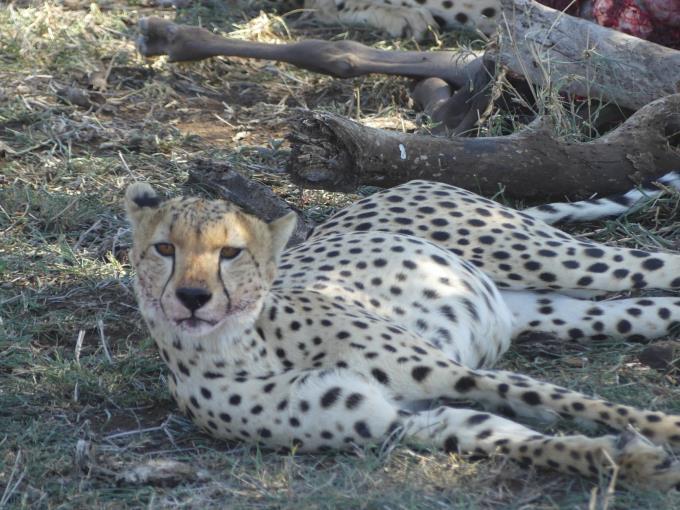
[495, 0, 680, 110]
[287, 93, 680, 200]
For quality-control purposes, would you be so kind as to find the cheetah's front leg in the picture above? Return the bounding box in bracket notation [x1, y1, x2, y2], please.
[415, 362, 680, 453]
[171, 367, 406, 452]
[402, 407, 680, 490]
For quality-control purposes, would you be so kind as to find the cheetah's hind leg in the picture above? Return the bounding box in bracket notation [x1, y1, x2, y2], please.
[504, 290, 680, 343]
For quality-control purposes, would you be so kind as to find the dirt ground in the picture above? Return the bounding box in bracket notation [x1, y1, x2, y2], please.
[1, 1, 680, 508]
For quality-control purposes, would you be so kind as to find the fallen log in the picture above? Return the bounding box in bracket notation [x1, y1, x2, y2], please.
[495, 0, 680, 111]
[287, 93, 680, 200]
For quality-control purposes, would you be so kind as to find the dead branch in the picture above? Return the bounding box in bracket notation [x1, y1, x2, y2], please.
[287, 93, 680, 200]
[495, 0, 680, 110]
[136, 17, 492, 131]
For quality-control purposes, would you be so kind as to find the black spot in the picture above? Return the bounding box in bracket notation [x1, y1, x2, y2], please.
[320, 387, 342, 408]
[642, 258, 664, 271]
[200, 387, 212, 399]
[481, 7, 496, 17]
[584, 248, 605, 258]
[617, 320, 632, 334]
[431, 254, 449, 266]
[373, 258, 388, 268]
[455, 12, 469, 24]
[411, 366, 432, 382]
[467, 413, 491, 425]
[587, 263, 609, 273]
[403, 260, 417, 270]
[497, 383, 509, 397]
[177, 361, 190, 376]
[539, 272, 557, 283]
[219, 412, 231, 423]
[354, 421, 372, 438]
[229, 394, 242, 406]
[568, 328, 584, 340]
[476, 429, 493, 440]
[251, 405, 263, 415]
[440, 305, 457, 322]
[444, 435, 459, 453]
[346, 393, 364, 409]
[522, 391, 541, 406]
[455, 376, 477, 392]
[371, 368, 390, 385]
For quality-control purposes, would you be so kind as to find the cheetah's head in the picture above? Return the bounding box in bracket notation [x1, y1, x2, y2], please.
[125, 182, 296, 338]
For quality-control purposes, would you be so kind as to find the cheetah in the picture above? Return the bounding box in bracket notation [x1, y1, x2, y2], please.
[303, 0, 502, 39]
[161, 0, 502, 39]
[125, 175, 680, 489]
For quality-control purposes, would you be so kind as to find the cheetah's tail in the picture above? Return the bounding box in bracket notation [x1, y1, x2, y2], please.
[523, 171, 680, 225]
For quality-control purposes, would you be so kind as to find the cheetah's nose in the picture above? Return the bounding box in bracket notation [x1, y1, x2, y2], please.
[176, 287, 212, 312]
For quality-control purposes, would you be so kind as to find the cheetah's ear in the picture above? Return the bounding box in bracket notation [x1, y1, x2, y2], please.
[268, 212, 297, 260]
[125, 182, 162, 228]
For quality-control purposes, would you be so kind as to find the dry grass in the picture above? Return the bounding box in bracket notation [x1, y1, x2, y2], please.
[1, 1, 679, 508]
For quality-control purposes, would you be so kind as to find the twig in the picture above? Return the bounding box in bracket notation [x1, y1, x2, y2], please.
[74, 329, 85, 367]
[97, 319, 113, 364]
[0, 450, 26, 508]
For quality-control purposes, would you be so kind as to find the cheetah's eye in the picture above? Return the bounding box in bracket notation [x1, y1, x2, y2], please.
[154, 242, 175, 257]
[220, 247, 242, 260]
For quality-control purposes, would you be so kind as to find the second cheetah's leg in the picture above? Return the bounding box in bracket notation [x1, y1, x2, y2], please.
[503, 290, 680, 342]
[402, 407, 680, 490]
[524, 171, 680, 225]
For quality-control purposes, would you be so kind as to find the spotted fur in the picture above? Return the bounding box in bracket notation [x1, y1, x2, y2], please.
[157, 0, 502, 39]
[526, 171, 680, 225]
[308, 0, 501, 39]
[126, 180, 680, 490]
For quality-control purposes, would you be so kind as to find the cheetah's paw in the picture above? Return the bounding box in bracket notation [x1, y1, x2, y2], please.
[615, 431, 680, 490]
